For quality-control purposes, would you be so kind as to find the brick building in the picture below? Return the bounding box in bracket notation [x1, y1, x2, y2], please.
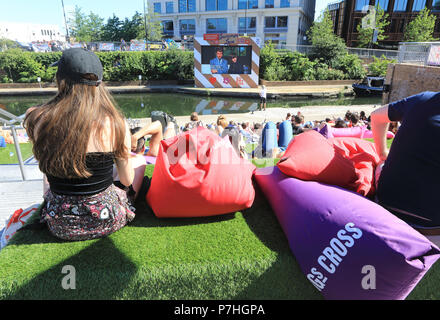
[327, 0, 440, 48]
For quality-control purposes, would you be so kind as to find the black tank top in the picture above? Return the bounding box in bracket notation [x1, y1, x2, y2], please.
[47, 152, 115, 196]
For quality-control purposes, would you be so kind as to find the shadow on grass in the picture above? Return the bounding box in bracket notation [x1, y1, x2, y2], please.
[5, 237, 138, 299]
[236, 179, 323, 300]
[130, 200, 236, 229]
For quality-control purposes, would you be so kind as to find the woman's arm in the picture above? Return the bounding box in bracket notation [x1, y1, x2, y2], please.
[371, 105, 391, 161]
[115, 122, 134, 187]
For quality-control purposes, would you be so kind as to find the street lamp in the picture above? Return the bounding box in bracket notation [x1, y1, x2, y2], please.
[143, 0, 148, 42]
[244, 0, 248, 36]
[61, 0, 70, 42]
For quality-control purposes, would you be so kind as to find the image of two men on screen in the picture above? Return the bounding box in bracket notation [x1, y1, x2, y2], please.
[207, 46, 251, 75]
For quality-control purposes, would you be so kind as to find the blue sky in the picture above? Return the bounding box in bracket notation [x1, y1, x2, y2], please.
[1, 0, 335, 30]
[1, 0, 146, 29]
[315, 0, 336, 20]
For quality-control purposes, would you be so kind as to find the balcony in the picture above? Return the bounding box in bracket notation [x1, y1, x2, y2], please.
[238, 28, 256, 33]
[264, 27, 288, 33]
[163, 30, 175, 36]
[206, 29, 227, 34]
[180, 29, 196, 35]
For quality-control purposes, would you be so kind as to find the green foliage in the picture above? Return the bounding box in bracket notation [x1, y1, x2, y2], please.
[332, 53, 367, 79]
[0, 46, 366, 83]
[0, 49, 46, 83]
[307, 9, 347, 67]
[101, 15, 123, 41]
[260, 42, 362, 81]
[142, 10, 164, 42]
[0, 38, 21, 51]
[68, 6, 105, 42]
[368, 55, 397, 77]
[282, 51, 316, 81]
[314, 63, 346, 80]
[259, 41, 279, 80]
[356, 6, 390, 48]
[404, 7, 438, 42]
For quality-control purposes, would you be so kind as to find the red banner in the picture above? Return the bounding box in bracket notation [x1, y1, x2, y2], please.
[203, 34, 219, 41]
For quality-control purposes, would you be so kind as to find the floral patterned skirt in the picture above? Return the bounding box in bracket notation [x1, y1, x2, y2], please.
[41, 184, 135, 241]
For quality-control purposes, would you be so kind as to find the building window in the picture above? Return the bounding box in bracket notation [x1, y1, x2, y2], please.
[166, 1, 174, 13]
[265, 0, 274, 8]
[238, 0, 258, 9]
[393, 0, 408, 11]
[400, 19, 406, 32]
[264, 16, 288, 31]
[375, 0, 389, 11]
[265, 17, 276, 28]
[353, 19, 360, 32]
[179, 0, 196, 12]
[277, 16, 288, 27]
[280, 0, 290, 8]
[238, 17, 256, 32]
[154, 2, 161, 13]
[206, 18, 227, 33]
[355, 0, 369, 11]
[434, 0, 440, 11]
[180, 19, 196, 34]
[412, 0, 426, 11]
[206, 0, 227, 11]
[162, 20, 174, 35]
[390, 19, 397, 32]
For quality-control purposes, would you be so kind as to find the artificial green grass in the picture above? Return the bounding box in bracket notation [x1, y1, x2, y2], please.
[0, 143, 33, 164]
[0, 165, 321, 300]
[4, 137, 439, 300]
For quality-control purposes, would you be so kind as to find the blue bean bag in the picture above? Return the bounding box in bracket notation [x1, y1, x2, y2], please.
[254, 166, 440, 300]
[278, 120, 293, 149]
[261, 121, 277, 157]
[0, 136, 5, 148]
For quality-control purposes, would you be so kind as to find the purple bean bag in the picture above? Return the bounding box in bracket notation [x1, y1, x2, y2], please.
[254, 166, 440, 300]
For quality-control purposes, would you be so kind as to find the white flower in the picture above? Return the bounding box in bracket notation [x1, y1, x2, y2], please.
[100, 208, 110, 220]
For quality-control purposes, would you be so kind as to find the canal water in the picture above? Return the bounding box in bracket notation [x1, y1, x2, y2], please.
[0, 93, 382, 118]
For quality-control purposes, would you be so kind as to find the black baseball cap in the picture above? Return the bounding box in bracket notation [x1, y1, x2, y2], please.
[51, 48, 103, 86]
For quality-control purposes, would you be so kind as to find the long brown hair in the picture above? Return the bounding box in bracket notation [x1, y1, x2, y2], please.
[24, 75, 128, 179]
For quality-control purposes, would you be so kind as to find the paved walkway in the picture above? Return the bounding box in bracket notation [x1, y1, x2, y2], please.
[0, 180, 44, 232]
[0, 157, 44, 232]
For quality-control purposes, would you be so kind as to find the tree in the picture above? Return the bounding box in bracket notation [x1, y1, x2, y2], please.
[140, 10, 164, 42]
[307, 9, 347, 67]
[68, 6, 104, 42]
[120, 12, 145, 41]
[356, 5, 389, 48]
[101, 14, 123, 41]
[404, 7, 438, 42]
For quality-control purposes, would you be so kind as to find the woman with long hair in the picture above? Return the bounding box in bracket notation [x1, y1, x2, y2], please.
[24, 48, 135, 241]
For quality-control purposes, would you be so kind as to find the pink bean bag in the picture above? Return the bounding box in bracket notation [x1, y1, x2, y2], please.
[330, 126, 394, 139]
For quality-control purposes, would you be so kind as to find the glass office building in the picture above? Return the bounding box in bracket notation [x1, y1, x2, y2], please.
[148, 0, 316, 47]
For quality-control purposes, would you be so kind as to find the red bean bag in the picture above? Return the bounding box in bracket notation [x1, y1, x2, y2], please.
[277, 130, 357, 188]
[146, 126, 256, 217]
[329, 137, 381, 196]
[277, 131, 381, 196]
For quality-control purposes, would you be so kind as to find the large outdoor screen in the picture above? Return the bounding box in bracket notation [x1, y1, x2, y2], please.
[201, 45, 252, 75]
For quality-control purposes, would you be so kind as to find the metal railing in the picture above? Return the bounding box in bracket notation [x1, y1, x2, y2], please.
[397, 42, 436, 65]
[0, 109, 27, 181]
[278, 44, 400, 59]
